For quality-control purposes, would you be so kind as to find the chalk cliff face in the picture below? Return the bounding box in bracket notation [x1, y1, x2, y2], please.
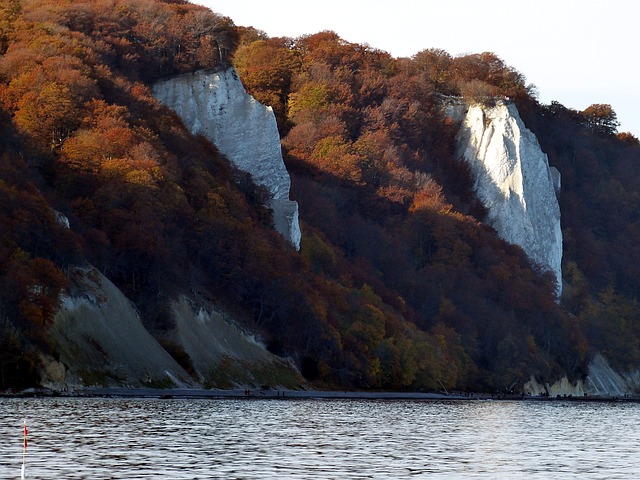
[43, 266, 303, 390]
[46, 266, 195, 388]
[167, 296, 304, 388]
[152, 68, 301, 250]
[456, 101, 562, 293]
[524, 354, 640, 396]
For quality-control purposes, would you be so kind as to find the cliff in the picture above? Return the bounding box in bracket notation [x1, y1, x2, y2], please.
[524, 354, 640, 396]
[45, 266, 194, 388]
[166, 296, 304, 388]
[455, 101, 563, 294]
[43, 267, 303, 390]
[152, 68, 301, 250]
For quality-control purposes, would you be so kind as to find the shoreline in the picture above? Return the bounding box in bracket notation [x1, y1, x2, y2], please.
[2, 387, 639, 403]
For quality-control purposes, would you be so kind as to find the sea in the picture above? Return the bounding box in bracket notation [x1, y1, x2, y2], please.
[1, 396, 639, 479]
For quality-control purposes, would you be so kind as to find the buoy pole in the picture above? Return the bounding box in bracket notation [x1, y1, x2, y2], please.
[21, 420, 27, 480]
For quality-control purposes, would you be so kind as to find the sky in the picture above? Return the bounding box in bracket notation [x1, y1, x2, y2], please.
[193, 0, 639, 137]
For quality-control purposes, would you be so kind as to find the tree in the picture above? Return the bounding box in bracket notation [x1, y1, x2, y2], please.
[451, 52, 529, 100]
[581, 104, 620, 135]
[234, 38, 301, 129]
[0, 0, 20, 55]
[0, 327, 41, 388]
[412, 48, 453, 93]
[616, 132, 639, 146]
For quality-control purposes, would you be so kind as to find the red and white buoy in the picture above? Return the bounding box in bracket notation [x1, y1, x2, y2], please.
[21, 420, 28, 480]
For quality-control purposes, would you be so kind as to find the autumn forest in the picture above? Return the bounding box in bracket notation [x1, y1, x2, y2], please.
[1, 0, 639, 392]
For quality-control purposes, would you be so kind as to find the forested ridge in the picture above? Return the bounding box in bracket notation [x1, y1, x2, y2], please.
[1, 0, 639, 392]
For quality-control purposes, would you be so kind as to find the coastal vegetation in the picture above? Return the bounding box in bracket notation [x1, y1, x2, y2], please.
[1, 0, 639, 392]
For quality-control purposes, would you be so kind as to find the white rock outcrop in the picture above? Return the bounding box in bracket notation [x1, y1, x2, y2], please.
[456, 101, 562, 294]
[167, 295, 304, 387]
[48, 266, 195, 388]
[524, 354, 640, 396]
[153, 68, 301, 250]
[46, 266, 303, 390]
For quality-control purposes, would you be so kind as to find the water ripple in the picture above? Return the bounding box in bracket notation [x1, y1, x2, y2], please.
[1, 398, 639, 478]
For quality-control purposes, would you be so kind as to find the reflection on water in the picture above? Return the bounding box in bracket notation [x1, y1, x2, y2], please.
[0, 397, 639, 479]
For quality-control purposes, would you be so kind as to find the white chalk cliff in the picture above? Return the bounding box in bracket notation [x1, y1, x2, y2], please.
[456, 101, 562, 294]
[524, 354, 640, 396]
[153, 68, 301, 250]
[46, 266, 196, 388]
[43, 266, 303, 390]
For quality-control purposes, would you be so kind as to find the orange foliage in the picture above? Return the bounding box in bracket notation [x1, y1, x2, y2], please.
[4, 1, 637, 392]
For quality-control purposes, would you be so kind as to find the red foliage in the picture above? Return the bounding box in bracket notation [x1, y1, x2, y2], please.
[3, 1, 638, 391]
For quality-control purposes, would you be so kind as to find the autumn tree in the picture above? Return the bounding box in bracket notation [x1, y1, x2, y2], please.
[0, 0, 20, 55]
[581, 103, 620, 135]
[451, 52, 531, 101]
[234, 37, 301, 130]
[412, 48, 453, 93]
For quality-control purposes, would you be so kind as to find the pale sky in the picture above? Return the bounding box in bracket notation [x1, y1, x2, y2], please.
[194, 0, 639, 137]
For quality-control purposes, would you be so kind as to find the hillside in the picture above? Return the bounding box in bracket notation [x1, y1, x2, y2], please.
[1, 0, 639, 393]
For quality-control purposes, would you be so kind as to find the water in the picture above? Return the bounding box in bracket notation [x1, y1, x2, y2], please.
[1, 397, 639, 479]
